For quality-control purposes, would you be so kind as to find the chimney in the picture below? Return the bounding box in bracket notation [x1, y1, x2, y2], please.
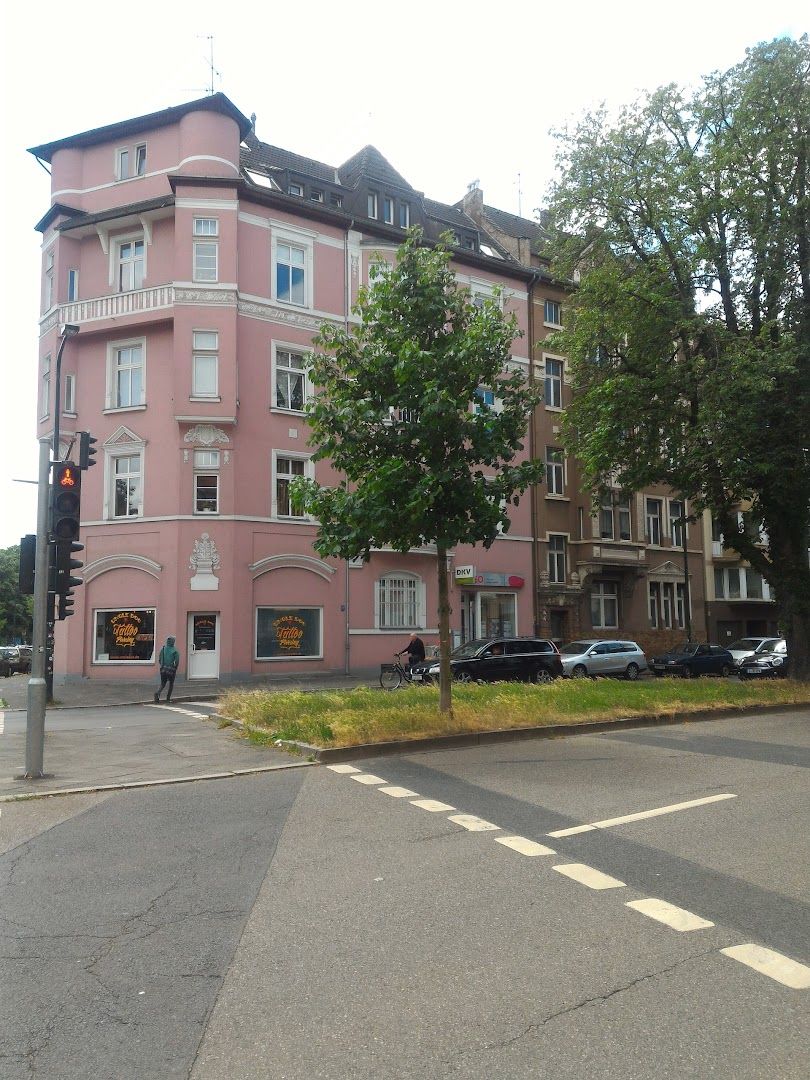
[463, 180, 483, 223]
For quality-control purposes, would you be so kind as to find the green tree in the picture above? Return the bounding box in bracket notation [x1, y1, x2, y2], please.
[0, 545, 33, 643]
[545, 36, 810, 679]
[294, 230, 544, 712]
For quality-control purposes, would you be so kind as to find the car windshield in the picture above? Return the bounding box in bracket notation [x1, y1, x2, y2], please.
[756, 638, 783, 652]
[675, 643, 700, 655]
[560, 642, 594, 655]
[451, 639, 491, 659]
[728, 638, 764, 651]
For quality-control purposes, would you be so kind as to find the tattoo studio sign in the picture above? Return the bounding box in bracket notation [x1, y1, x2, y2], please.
[257, 607, 321, 659]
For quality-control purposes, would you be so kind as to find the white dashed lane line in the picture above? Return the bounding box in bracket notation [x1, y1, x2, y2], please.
[410, 798, 456, 813]
[326, 764, 361, 774]
[721, 945, 810, 990]
[447, 813, 501, 832]
[351, 774, 388, 785]
[378, 786, 420, 798]
[626, 898, 714, 932]
[496, 836, 556, 856]
[547, 794, 737, 837]
[552, 863, 627, 890]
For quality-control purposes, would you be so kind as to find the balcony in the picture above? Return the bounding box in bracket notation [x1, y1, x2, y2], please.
[57, 286, 175, 328]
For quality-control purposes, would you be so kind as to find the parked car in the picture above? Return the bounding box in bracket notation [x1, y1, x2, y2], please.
[738, 641, 789, 679]
[410, 637, 563, 684]
[0, 647, 14, 678]
[559, 640, 648, 681]
[14, 645, 32, 674]
[651, 642, 735, 678]
[727, 636, 784, 668]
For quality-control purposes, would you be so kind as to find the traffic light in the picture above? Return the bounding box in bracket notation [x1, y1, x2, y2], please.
[19, 534, 36, 595]
[51, 463, 84, 618]
[78, 431, 98, 470]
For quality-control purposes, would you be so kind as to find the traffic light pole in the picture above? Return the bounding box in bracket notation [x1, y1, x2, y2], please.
[23, 438, 53, 779]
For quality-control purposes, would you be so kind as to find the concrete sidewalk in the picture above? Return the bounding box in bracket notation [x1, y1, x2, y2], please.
[0, 670, 377, 712]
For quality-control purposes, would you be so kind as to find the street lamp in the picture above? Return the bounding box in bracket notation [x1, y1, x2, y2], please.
[52, 323, 79, 460]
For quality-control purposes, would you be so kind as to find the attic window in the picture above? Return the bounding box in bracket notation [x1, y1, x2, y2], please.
[245, 169, 281, 190]
[289, 182, 304, 197]
[464, 237, 477, 251]
[330, 193, 343, 208]
[479, 244, 502, 259]
[310, 189, 324, 203]
[399, 202, 410, 228]
[367, 191, 378, 219]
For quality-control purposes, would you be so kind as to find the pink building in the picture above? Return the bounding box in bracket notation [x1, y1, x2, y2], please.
[29, 94, 537, 684]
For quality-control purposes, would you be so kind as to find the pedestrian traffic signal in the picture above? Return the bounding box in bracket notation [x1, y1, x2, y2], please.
[51, 463, 82, 541]
[78, 431, 98, 470]
[19, 534, 36, 595]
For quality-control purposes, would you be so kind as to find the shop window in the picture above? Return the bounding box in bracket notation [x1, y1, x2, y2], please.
[256, 607, 323, 659]
[94, 608, 155, 663]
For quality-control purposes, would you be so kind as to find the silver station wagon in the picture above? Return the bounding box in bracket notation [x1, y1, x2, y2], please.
[560, 639, 648, 680]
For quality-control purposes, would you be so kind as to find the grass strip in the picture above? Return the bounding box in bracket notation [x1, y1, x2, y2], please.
[218, 678, 810, 749]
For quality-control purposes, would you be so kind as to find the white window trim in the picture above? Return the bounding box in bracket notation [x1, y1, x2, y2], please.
[93, 607, 156, 664]
[645, 498, 664, 547]
[374, 572, 427, 631]
[109, 230, 147, 290]
[191, 330, 220, 400]
[546, 446, 566, 497]
[103, 435, 145, 520]
[193, 239, 219, 283]
[193, 217, 219, 237]
[106, 337, 146, 411]
[547, 533, 568, 584]
[115, 143, 147, 182]
[667, 498, 688, 546]
[63, 373, 76, 415]
[271, 230, 313, 310]
[272, 451, 314, 521]
[40, 355, 51, 420]
[543, 353, 565, 410]
[543, 299, 563, 328]
[193, 469, 220, 515]
[591, 581, 619, 628]
[271, 341, 313, 414]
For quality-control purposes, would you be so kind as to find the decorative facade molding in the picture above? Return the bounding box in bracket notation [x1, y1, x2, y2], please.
[183, 424, 230, 446]
[83, 554, 162, 582]
[174, 287, 238, 307]
[104, 424, 144, 448]
[249, 553, 335, 581]
[189, 532, 221, 591]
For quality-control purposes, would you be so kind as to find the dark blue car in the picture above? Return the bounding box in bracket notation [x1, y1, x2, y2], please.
[651, 642, 735, 678]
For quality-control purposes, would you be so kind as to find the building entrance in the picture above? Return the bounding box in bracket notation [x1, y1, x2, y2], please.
[187, 613, 220, 679]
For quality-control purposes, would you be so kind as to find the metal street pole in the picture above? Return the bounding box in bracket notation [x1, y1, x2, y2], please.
[682, 513, 693, 643]
[23, 439, 53, 779]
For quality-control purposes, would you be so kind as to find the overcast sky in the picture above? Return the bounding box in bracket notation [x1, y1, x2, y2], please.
[1, 0, 807, 549]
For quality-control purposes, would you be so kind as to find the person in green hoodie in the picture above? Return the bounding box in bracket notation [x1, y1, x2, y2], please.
[155, 635, 180, 702]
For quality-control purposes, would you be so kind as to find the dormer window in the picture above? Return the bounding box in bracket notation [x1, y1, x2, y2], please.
[383, 197, 394, 224]
[367, 191, 378, 219]
[310, 189, 324, 202]
[116, 144, 146, 180]
[330, 193, 343, 208]
[399, 202, 410, 228]
[289, 182, 304, 197]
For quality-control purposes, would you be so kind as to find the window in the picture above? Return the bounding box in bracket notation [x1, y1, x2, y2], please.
[546, 446, 565, 496]
[256, 607, 322, 660]
[473, 387, 502, 414]
[135, 144, 147, 176]
[41, 356, 51, 418]
[110, 343, 144, 409]
[591, 582, 618, 628]
[617, 498, 632, 541]
[544, 357, 563, 408]
[649, 582, 687, 629]
[117, 145, 146, 180]
[275, 241, 306, 306]
[383, 196, 394, 224]
[274, 454, 309, 518]
[669, 499, 686, 547]
[599, 494, 614, 540]
[714, 566, 770, 601]
[378, 574, 419, 629]
[675, 583, 688, 627]
[193, 241, 218, 282]
[94, 608, 155, 663]
[113, 454, 142, 517]
[194, 450, 219, 514]
[193, 218, 219, 237]
[309, 189, 324, 203]
[64, 374, 76, 414]
[289, 182, 304, 197]
[44, 251, 54, 310]
[645, 498, 663, 545]
[116, 238, 145, 292]
[399, 202, 410, 228]
[600, 493, 632, 541]
[274, 347, 309, 411]
[548, 535, 567, 584]
[367, 191, 378, 218]
[330, 193, 343, 208]
[117, 148, 130, 180]
[192, 331, 219, 398]
[67, 268, 79, 302]
[544, 299, 562, 326]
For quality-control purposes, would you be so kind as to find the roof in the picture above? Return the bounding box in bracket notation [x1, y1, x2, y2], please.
[482, 204, 552, 251]
[28, 93, 252, 163]
[240, 143, 338, 184]
[338, 145, 414, 191]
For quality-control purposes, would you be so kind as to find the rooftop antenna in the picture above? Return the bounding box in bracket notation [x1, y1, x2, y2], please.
[183, 34, 222, 96]
[516, 172, 523, 217]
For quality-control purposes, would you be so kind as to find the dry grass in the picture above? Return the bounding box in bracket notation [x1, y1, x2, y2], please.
[217, 677, 810, 749]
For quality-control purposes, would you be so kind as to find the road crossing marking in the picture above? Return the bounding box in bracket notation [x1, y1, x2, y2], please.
[378, 785, 420, 798]
[147, 704, 208, 719]
[553, 863, 627, 890]
[0, 710, 4, 735]
[351, 773, 388, 785]
[410, 798, 456, 812]
[626, 898, 714, 932]
[326, 764, 361, 774]
[447, 814, 500, 832]
[547, 794, 737, 837]
[721, 944, 810, 989]
[495, 836, 556, 856]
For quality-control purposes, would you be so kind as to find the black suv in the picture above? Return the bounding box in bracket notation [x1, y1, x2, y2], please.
[410, 637, 563, 684]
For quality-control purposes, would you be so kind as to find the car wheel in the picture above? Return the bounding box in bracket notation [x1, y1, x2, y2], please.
[572, 664, 588, 679]
[686, 666, 699, 678]
[534, 668, 554, 685]
[455, 671, 474, 683]
[719, 664, 732, 677]
[625, 662, 640, 681]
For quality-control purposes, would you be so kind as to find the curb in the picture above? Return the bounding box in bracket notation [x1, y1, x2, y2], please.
[245, 700, 810, 763]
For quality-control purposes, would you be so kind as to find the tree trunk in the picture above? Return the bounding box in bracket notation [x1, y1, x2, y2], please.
[767, 518, 810, 682]
[436, 544, 454, 715]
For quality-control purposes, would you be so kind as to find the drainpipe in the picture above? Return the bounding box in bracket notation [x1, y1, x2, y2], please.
[343, 223, 354, 674]
[528, 272, 540, 635]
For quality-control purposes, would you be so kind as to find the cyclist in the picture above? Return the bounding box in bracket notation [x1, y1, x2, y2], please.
[397, 632, 426, 672]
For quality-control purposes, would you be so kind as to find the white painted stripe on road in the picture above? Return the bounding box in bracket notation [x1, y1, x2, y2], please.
[410, 798, 456, 812]
[448, 814, 501, 832]
[553, 864, 627, 890]
[351, 774, 388, 785]
[147, 704, 208, 719]
[547, 794, 737, 837]
[326, 764, 361, 774]
[626, 898, 714, 932]
[378, 785, 420, 798]
[495, 836, 556, 856]
[0, 710, 4, 734]
[721, 944, 810, 989]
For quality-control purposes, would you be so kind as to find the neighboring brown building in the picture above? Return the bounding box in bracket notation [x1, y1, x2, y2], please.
[461, 185, 708, 654]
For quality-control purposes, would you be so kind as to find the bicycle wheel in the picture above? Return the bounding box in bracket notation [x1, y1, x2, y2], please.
[380, 667, 403, 690]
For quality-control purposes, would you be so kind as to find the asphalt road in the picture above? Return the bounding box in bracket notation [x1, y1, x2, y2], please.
[1, 707, 808, 1078]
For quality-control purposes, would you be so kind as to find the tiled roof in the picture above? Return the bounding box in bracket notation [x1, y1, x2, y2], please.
[338, 146, 414, 191]
[482, 204, 552, 248]
[240, 144, 338, 184]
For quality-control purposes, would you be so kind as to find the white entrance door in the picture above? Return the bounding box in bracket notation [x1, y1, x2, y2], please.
[187, 613, 220, 679]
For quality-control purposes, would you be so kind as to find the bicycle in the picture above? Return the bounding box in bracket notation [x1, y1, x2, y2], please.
[380, 654, 431, 690]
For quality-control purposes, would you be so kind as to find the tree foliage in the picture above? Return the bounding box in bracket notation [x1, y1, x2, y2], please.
[294, 229, 543, 710]
[0, 545, 33, 643]
[545, 36, 810, 678]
